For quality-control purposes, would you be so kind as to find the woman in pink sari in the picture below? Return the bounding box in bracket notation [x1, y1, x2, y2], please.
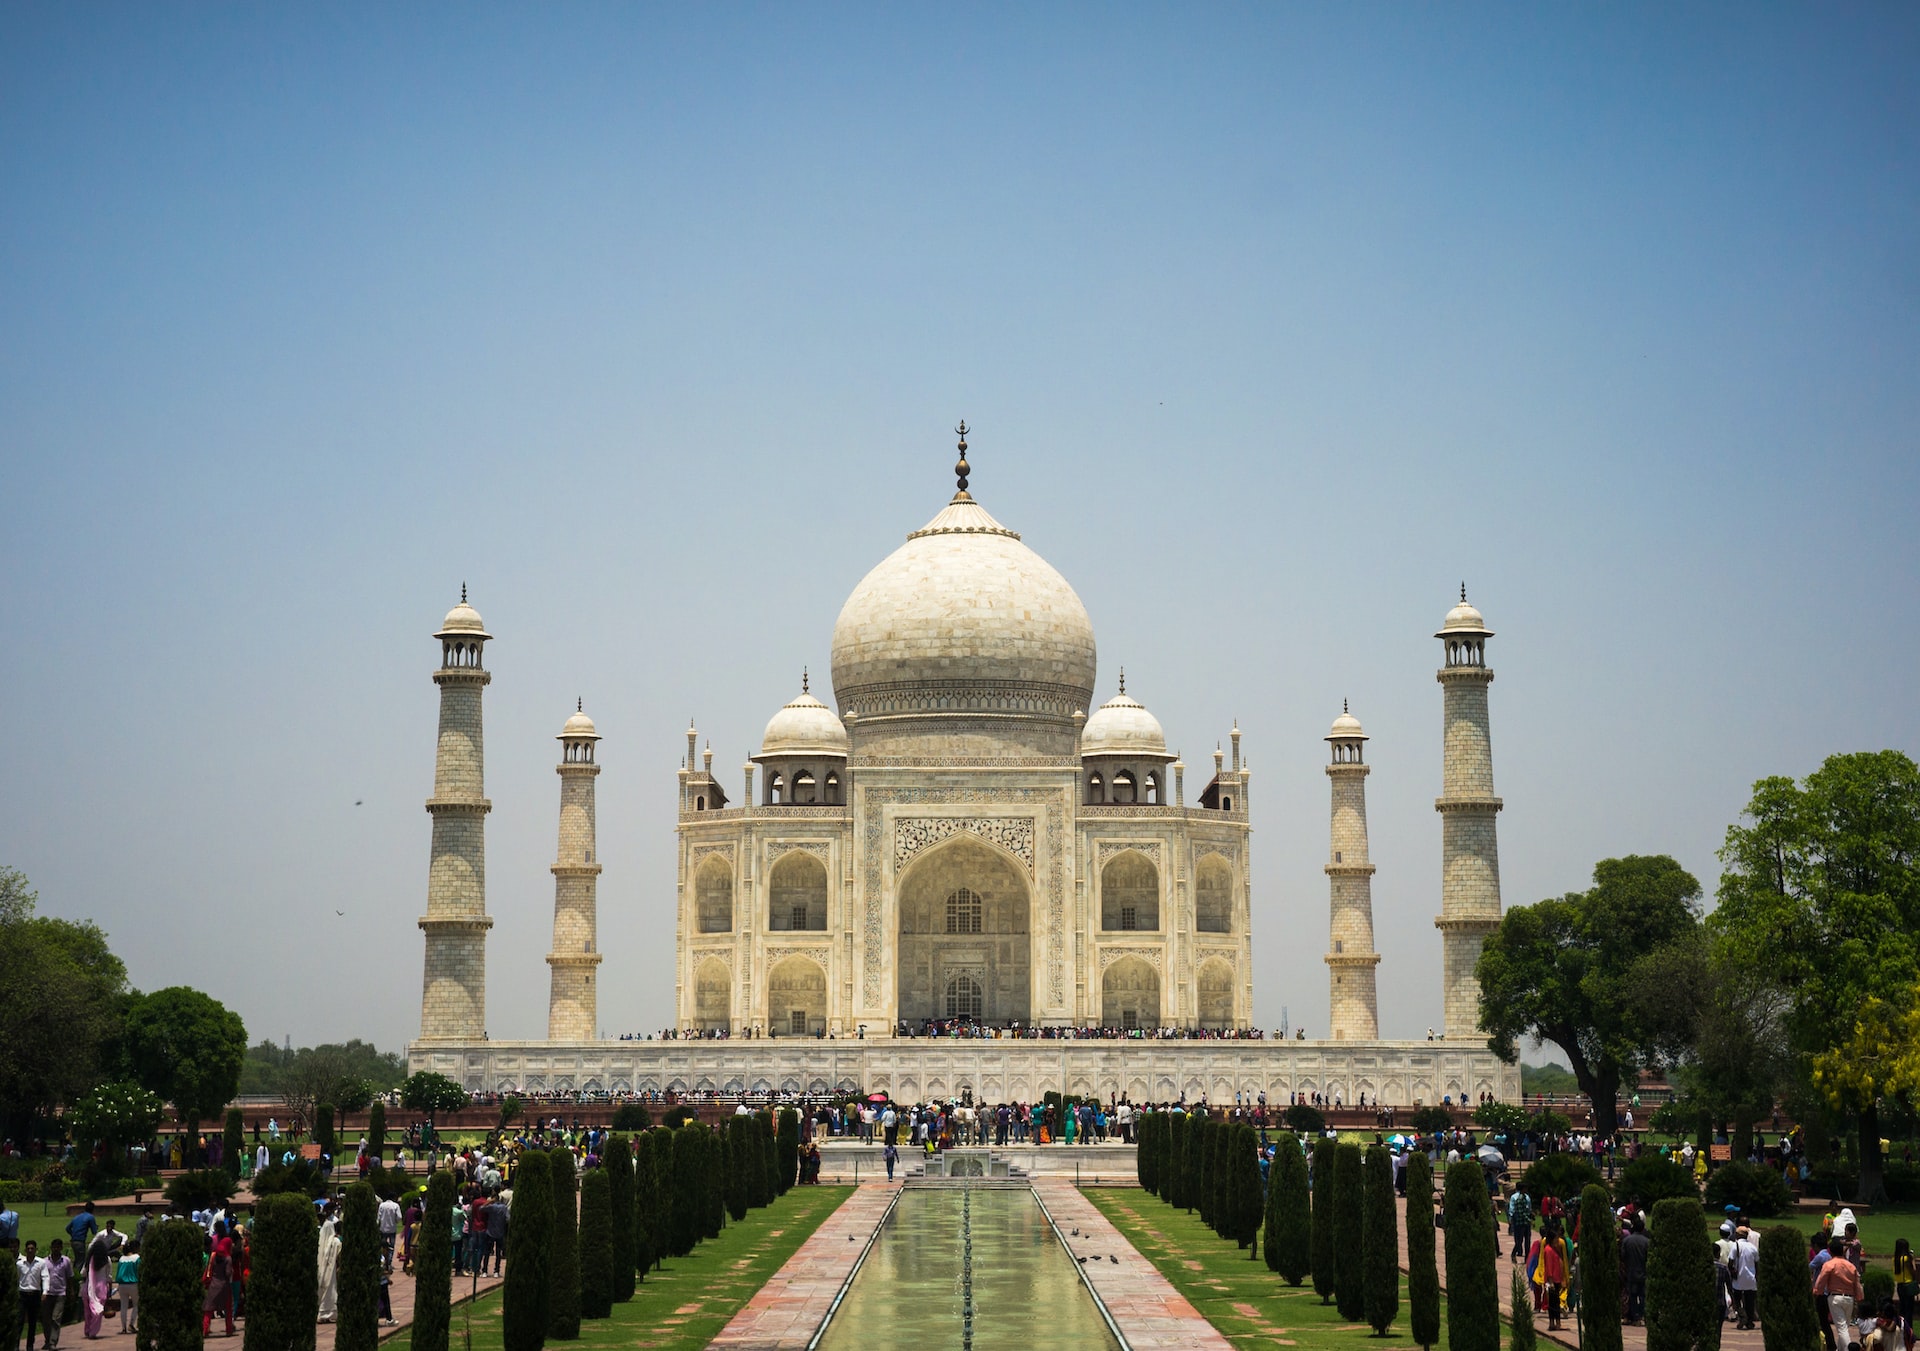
[82, 1233, 112, 1338]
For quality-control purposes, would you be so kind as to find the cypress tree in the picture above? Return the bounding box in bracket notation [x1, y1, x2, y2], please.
[409, 1171, 455, 1351]
[1334, 1142, 1366, 1321]
[776, 1109, 800, 1194]
[750, 1113, 772, 1209]
[603, 1137, 636, 1303]
[1757, 1224, 1821, 1351]
[1213, 1121, 1235, 1237]
[1510, 1265, 1537, 1351]
[1581, 1184, 1624, 1351]
[631, 1132, 657, 1276]
[1311, 1135, 1339, 1305]
[1406, 1150, 1441, 1351]
[0, 1247, 17, 1351]
[671, 1127, 703, 1257]
[1646, 1198, 1718, 1351]
[335, 1183, 381, 1351]
[706, 1127, 726, 1239]
[1166, 1113, 1187, 1209]
[1186, 1113, 1208, 1215]
[315, 1105, 335, 1157]
[548, 1149, 581, 1341]
[725, 1115, 752, 1221]
[136, 1218, 208, 1351]
[1363, 1145, 1400, 1334]
[1443, 1160, 1501, 1351]
[1137, 1113, 1156, 1192]
[577, 1167, 614, 1321]
[367, 1102, 387, 1158]
[1266, 1133, 1312, 1283]
[501, 1149, 553, 1351]
[223, 1108, 244, 1173]
[1230, 1124, 1263, 1256]
[246, 1193, 318, 1351]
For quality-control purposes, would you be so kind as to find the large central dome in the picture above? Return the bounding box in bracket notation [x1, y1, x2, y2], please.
[829, 488, 1097, 754]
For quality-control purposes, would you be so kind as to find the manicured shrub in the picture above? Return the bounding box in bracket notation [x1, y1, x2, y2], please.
[335, 1182, 381, 1351]
[0, 1247, 17, 1351]
[1286, 1103, 1328, 1135]
[577, 1167, 613, 1321]
[1311, 1136, 1338, 1305]
[1581, 1185, 1624, 1351]
[670, 1127, 704, 1257]
[1443, 1161, 1501, 1351]
[760, 1111, 778, 1207]
[1757, 1224, 1819, 1351]
[706, 1128, 726, 1239]
[1333, 1142, 1366, 1321]
[409, 1172, 455, 1351]
[1510, 1264, 1537, 1351]
[775, 1108, 799, 1194]
[1229, 1125, 1263, 1255]
[315, 1104, 335, 1156]
[631, 1132, 657, 1277]
[1406, 1150, 1441, 1351]
[1266, 1133, 1312, 1283]
[603, 1137, 635, 1303]
[1167, 1112, 1188, 1209]
[1136, 1112, 1156, 1192]
[725, 1115, 752, 1222]
[1411, 1105, 1456, 1136]
[224, 1109, 244, 1170]
[548, 1149, 581, 1340]
[135, 1218, 207, 1351]
[251, 1158, 326, 1200]
[1521, 1153, 1605, 1209]
[610, 1103, 651, 1132]
[245, 1192, 318, 1351]
[501, 1150, 552, 1351]
[1618, 1157, 1698, 1209]
[1703, 1162, 1795, 1220]
[1646, 1197, 1718, 1351]
[1363, 1144, 1400, 1335]
[1186, 1114, 1209, 1216]
[366, 1102, 387, 1157]
[163, 1168, 236, 1213]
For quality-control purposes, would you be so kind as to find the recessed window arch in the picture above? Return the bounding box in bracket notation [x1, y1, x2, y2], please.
[1196, 852, 1233, 933]
[945, 886, 982, 934]
[945, 972, 983, 1020]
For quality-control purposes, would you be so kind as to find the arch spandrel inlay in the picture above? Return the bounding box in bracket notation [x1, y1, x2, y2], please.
[894, 816, 1035, 873]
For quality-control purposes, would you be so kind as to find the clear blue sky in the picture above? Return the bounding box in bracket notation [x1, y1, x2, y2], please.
[3, 5, 1915, 1056]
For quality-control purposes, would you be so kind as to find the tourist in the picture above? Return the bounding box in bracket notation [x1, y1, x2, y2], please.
[63, 1206, 96, 1259]
[18, 1239, 46, 1351]
[1732, 1226, 1760, 1329]
[202, 1222, 235, 1339]
[1507, 1185, 1533, 1261]
[377, 1193, 402, 1271]
[484, 1193, 509, 1276]
[1814, 1236, 1864, 1351]
[39, 1240, 72, 1349]
[1526, 1219, 1569, 1331]
[1621, 1214, 1649, 1324]
[1863, 1301, 1904, 1351]
[80, 1233, 111, 1339]
[1891, 1238, 1915, 1333]
[315, 1206, 341, 1323]
[884, 1142, 897, 1181]
[113, 1242, 139, 1335]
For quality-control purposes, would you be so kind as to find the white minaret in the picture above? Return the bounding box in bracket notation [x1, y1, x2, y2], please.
[418, 587, 494, 1042]
[1325, 702, 1380, 1040]
[1435, 586, 1503, 1039]
[545, 701, 603, 1040]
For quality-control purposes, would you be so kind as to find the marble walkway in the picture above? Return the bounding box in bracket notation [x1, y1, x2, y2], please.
[708, 1182, 902, 1350]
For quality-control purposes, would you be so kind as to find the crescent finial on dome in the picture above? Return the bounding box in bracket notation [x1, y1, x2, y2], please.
[953, 420, 972, 500]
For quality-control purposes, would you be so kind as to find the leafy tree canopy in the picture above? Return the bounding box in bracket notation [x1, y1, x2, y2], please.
[0, 866, 129, 1124]
[1477, 854, 1702, 1134]
[68, 1080, 165, 1150]
[241, 1038, 404, 1112]
[122, 985, 248, 1118]
[402, 1071, 468, 1116]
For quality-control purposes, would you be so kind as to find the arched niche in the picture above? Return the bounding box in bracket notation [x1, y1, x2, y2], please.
[1197, 957, 1234, 1028]
[768, 851, 828, 931]
[693, 956, 731, 1031]
[1195, 852, 1233, 933]
[695, 855, 734, 933]
[767, 954, 827, 1036]
[896, 835, 1030, 1026]
[1100, 956, 1159, 1030]
[1099, 849, 1159, 931]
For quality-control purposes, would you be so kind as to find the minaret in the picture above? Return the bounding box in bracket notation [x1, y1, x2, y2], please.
[546, 700, 603, 1041]
[418, 588, 494, 1042]
[1435, 585, 1503, 1039]
[1325, 702, 1380, 1040]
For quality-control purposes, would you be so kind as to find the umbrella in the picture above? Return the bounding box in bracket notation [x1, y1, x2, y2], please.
[867, 1093, 890, 1103]
[1476, 1144, 1506, 1165]
[1389, 1134, 1411, 1146]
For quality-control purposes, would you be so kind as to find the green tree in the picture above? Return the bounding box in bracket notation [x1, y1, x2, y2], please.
[1229, 1124, 1263, 1255]
[725, 1115, 752, 1221]
[1210, 1118, 1232, 1234]
[609, 1102, 650, 1132]
[1757, 1224, 1821, 1351]
[757, 1111, 777, 1208]
[400, 1072, 468, 1120]
[136, 1218, 209, 1351]
[1362, 1145, 1399, 1335]
[1285, 1103, 1328, 1135]
[1266, 1133, 1311, 1282]
[501, 1151, 552, 1351]
[122, 986, 248, 1120]
[603, 1136, 636, 1302]
[1645, 1198, 1718, 1351]
[1477, 855, 1704, 1135]
[408, 1172, 455, 1351]
[1311, 1136, 1339, 1305]
[0, 1258, 15, 1351]
[67, 1081, 164, 1165]
[0, 867, 129, 1137]
[1581, 1184, 1624, 1351]
[315, 1104, 335, 1156]
[1187, 1113, 1209, 1216]
[1166, 1112, 1188, 1209]
[672, 1127, 704, 1255]
[577, 1167, 613, 1321]
[223, 1108, 244, 1171]
[706, 1125, 727, 1238]
[1406, 1150, 1441, 1350]
[335, 1183, 381, 1351]
[631, 1132, 658, 1276]
[1510, 1265, 1537, 1351]
[1333, 1142, 1366, 1321]
[366, 1101, 386, 1157]
[1136, 1112, 1157, 1192]
[775, 1108, 799, 1194]
[548, 1149, 581, 1340]
[244, 1193, 318, 1351]
[1712, 751, 1920, 1203]
[1443, 1161, 1501, 1351]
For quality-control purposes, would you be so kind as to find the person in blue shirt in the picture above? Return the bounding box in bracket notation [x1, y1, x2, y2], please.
[0, 1200, 20, 1246]
[64, 1204, 97, 1252]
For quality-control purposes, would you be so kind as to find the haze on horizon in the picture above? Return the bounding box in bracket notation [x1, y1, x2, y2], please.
[2, 5, 1915, 1060]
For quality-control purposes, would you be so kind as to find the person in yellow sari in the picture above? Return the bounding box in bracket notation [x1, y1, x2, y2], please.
[1526, 1218, 1571, 1331]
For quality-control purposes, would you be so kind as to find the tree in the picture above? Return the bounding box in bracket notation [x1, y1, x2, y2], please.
[1580, 1184, 1623, 1351]
[499, 1095, 524, 1129]
[1509, 1265, 1537, 1351]
[1712, 751, 1920, 1204]
[1311, 1136, 1339, 1305]
[1333, 1143, 1366, 1321]
[136, 1218, 209, 1351]
[603, 1136, 636, 1302]
[1166, 1112, 1188, 1209]
[1444, 1161, 1501, 1351]
[0, 867, 129, 1137]
[1362, 1145, 1399, 1335]
[610, 1102, 650, 1132]
[501, 1150, 552, 1351]
[758, 1111, 778, 1208]
[1285, 1103, 1328, 1135]
[400, 1072, 468, 1120]
[775, 1108, 799, 1194]
[1229, 1124, 1263, 1256]
[1479, 856, 1704, 1136]
[1473, 1100, 1531, 1137]
[1410, 1106, 1456, 1137]
[67, 1081, 164, 1164]
[1137, 1112, 1157, 1192]
[1187, 1113, 1209, 1216]
[366, 1101, 387, 1156]
[244, 1194, 318, 1351]
[122, 986, 248, 1120]
[408, 1172, 455, 1351]
[1645, 1198, 1718, 1351]
[577, 1167, 613, 1321]
[1211, 1118, 1233, 1236]
[224, 1108, 244, 1171]
[706, 1124, 726, 1238]
[315, 1104, 335, 1156]
[1757, 1224, 1821, 1351]
[1266, 1133, 1311, 1282]
[725, 1115, 752, 1221]
[260, 1042, 397, 1118]
[631, 1132, 659, 1277]
[335, 1183, 381, 1351]
[1406, 1150, 1441, 1350]
[548, 1149, 581, 1340]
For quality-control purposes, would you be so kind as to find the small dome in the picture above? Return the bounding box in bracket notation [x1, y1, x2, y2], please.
[1436, 586, 1492, 638]
[560, 705, 599, 741]
[758, 687, 849, 758]
[437, 592, 489, 638]
[1081, 685, 1168, 758]
[1327, 706, 1367, 741]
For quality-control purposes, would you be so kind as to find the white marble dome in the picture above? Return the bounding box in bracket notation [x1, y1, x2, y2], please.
[1438, 589, 1491, 635]
[560, 706, 600, 741]
[1081, 687, 1168, 757]
[1327, 707, 1367, 741]
[759, 687, 850, 758]
[436, 596, 489, 638]
[829, 494, 1097, 722]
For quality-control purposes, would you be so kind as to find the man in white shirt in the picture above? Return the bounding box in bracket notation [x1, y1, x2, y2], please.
[17, 1240, 46, 1351]
[1731, 1227, 1760, 1328]
[377, 1195, 403, 1270]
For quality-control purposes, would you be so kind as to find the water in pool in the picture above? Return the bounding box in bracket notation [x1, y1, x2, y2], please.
[816, 1187, 1120, 1349]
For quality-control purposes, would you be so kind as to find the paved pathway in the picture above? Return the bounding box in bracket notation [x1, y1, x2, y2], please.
[1035, 1179, 1236, 1350]
[709, 1182, 901, 1350]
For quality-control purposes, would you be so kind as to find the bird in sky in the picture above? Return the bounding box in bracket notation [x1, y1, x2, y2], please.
[354, 799, 363, 806]
[335, 910, 345, 916]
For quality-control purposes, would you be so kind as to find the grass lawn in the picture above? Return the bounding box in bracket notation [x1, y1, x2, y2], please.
[452, 1186, 851, 1351]
[1791, 1204, 1920, 1262]
[1087, 1190, 1449, 1351]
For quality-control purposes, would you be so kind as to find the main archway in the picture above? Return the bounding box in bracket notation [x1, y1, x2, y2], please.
[766, 955, 828, 1036]
[1100, 956, 1160, 1029]
[896, 835, 1031, 1026]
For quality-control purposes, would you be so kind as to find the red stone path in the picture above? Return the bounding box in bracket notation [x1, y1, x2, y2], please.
[1035, 1180, 1236, 1350]
[709, 1182, 902, 1349]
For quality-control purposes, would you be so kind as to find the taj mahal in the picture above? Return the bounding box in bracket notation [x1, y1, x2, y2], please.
[406, 429, 1520, 1106]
